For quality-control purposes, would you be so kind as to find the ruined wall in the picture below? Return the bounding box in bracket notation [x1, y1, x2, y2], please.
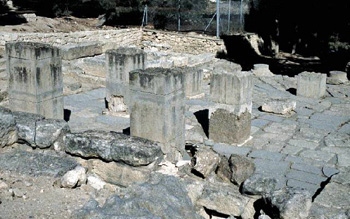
[141, 29, 225, 55]
[0, 28, 142, 52]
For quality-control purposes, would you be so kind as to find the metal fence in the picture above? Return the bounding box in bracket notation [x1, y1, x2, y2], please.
[141, 0, 249, 37]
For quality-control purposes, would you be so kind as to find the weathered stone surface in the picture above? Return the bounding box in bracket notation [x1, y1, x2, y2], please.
[60, 42, 103, 60]
[191, 146, 221, 178]
[209, 109, 251, 145]
[35, 119, 70, 149]
[327, 70, 348, 85]
[196, 182, 250, 217]
[90, 159, 151, 187]
[242, 173, 277, 196]
[72, 174, 202, 219]
[261, 99, 296, 115]
[64, 130, 163, 166]
[0, 107, 17, 147]
[60, 166, 87, 188]
[313, 182, 350, 210]
[12, 111, 44, 146]
[266, 188, 312, 219]
[216, 155, 232, 183]
[0, 150, 77, 177]
[252, 64, 274, 77]
[229, 154, 255, 185]
[297, 71, 326, 98]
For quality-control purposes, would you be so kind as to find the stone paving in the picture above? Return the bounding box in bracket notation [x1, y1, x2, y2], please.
[64, 69, 350, 217]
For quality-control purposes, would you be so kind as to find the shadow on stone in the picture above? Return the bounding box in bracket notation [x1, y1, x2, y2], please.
[253, 198, 280, 219]
[194, 109, 209, 138]
[104, 98, 108, 109]
[203, 207, 230, 219]
[64, 109, 71, 122]
[286, 88, 297, 95]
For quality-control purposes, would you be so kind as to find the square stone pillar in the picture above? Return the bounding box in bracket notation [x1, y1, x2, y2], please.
[209, 60, 252, 145]
[106, 47, 146, 112]
[6, 42, 63, 119]
[183, 67, 203, 98]
[297, 71, 326, 98]
[129, 68, 185, 162]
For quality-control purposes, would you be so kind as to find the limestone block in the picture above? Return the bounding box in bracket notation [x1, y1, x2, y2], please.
[210, 60, 252, 114]
[252, 63, 274, 77]
[183, 67, 203, 97]
[327, 70, 348, 85]
[105, 47, 146, 112]
[229, 154, 255, 185]
[297, 71, 326, 98]
[60, 42, 103, 60]
[209, 108, 251, 145]
[130, 68, 185, 162]
[0, 107, 17, 147]
[6, 41, 63, 119]
[191, 146, 221, 178]
[261, 99, 296, 115]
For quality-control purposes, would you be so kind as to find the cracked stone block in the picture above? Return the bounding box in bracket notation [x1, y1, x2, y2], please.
[106, 47, 146, 112]
[129, 67, 185, 163]
[297, 71, 326, 98]
[6, 41, 63, 119]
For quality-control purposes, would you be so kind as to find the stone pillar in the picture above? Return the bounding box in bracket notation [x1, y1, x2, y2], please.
[327, 70, 348, 85]
[297, 71, 326, 98]
[252, 63, 274, 77]
[209, 60, 253, 145]
[6, 41, 63, 119]
[106, 47, 146, 113]
[183, 67, 203, 98]
[129, 68, 185, 162]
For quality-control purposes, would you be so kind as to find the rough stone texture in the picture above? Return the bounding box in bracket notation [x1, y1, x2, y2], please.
[60, 165, 87, 188]
[229, 154, 255, 185]
[64, 130, 163, 166]
[129, 67, 185, 163]
[90, 159, 151, 187]
[0, 150, 78, 177]
[183, 67, 203, 97]
[35, 119, 70, 149]
[196, 182, 251, 217]
[266, 188, 312, 219]
[72, 174, 202, 219]
[297, 71, 326, 98]
[313, 182, 350, 210]
[209, 109, 251, 145]
[252, 64, 274, 77]
[327, 70, 348, 84]
[191, 146, 221, 178]
[0, 106, 18, 147]
[261, 99, 296, 115]
[12, 111, 44, 146]
[105, 46, 146, 112]
[6, 41, 64, 119]
[216, 155, 232, 183]
[60, 42, 103, 60]
[242, 173, 278, 196]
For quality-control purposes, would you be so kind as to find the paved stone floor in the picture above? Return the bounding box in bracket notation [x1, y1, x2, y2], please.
[64, 74, 350, 217]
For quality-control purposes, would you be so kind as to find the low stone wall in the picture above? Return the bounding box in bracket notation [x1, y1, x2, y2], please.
[0, 28, 142, 52]
[141, 29, 225, 55]
[0, 28, 224, 56]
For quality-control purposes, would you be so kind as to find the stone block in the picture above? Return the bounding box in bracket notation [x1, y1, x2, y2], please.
[60, 42, 103, 60]
[210, 62, 252, 113]
[183, 67, 203, 97]
[209, 108, 251, 145]
[106, 47, 146, 112]
[6, 41, 63, 119]
[327, 70, 348, 85]
[130, 67, 185, 162]
[252, 63, 274, 76]
[297, 71, 326, 98]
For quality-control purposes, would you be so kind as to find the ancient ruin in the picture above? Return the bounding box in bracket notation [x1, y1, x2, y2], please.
[0, 19, 349, 219]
